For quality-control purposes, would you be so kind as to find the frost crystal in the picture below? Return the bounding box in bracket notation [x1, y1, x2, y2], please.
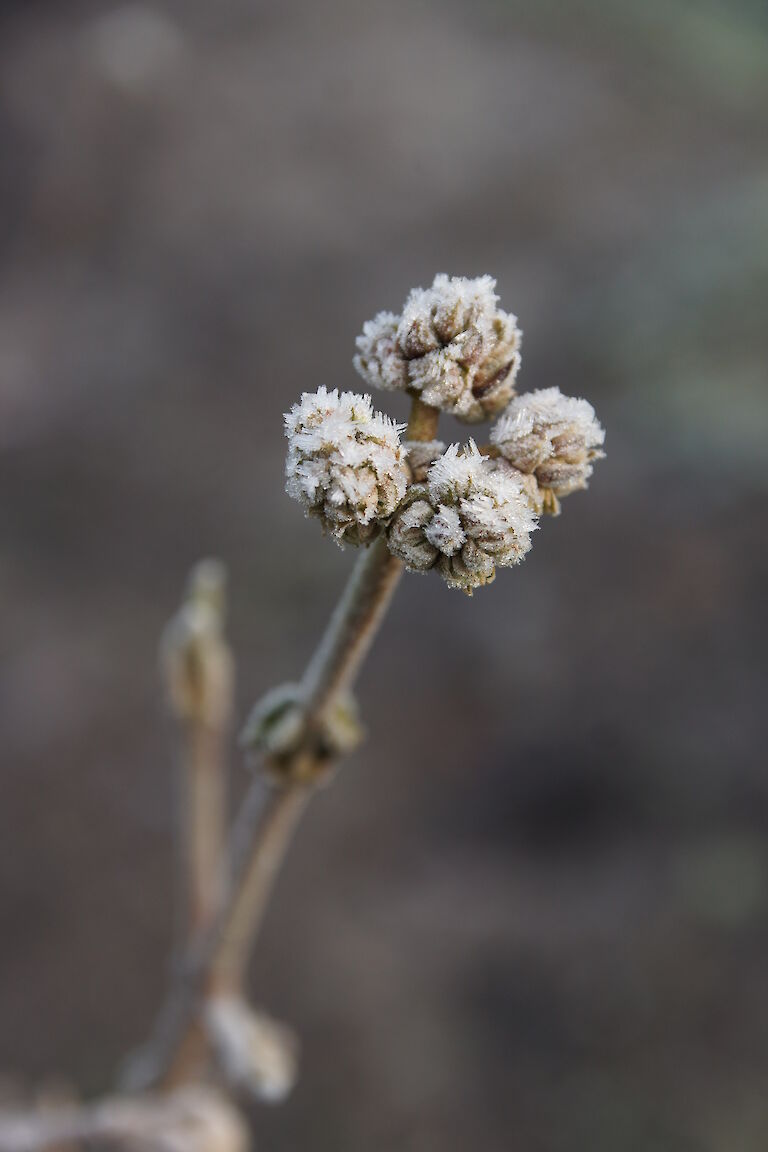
[387, 442, 538, 593]
[354, 274, 521, 423]
[490, 387, 605, 513]
[285, 387, 409, 546]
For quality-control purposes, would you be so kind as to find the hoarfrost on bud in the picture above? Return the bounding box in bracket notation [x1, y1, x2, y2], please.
[490, 387, 605, 512]
[387, 499, 441, 571]
[354, 274, 521, 423]
[285, 386, 409, 546]
[387, 442, 538, 593]
[353, 311, 408, 393]
[424, 504, 465, 556]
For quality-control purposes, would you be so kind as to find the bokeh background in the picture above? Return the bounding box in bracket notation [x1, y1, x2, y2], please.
[1, 1, 767, 1149]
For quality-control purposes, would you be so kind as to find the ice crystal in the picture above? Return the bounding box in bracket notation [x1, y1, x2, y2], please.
[490, 387, 605, 513]
[285, 387, 409, 546]
[354, 274, 521, 423]
[387, 442, 537, 593]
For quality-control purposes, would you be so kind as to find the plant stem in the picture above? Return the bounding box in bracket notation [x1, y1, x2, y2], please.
[125, 398, 439, 1091]
[208, 779, 312, 995]
[0, 1087, 248, 1152]
[301, 535, 403, 716]
[152, 781, 311, 1089]
[207, 533, 403, 1000]
[405, 393, 441, 442]
[180, 722, 229, 938]
[162, 561, 233, 943]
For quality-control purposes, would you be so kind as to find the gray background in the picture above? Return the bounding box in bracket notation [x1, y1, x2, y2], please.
[1, 1, 767, 1149]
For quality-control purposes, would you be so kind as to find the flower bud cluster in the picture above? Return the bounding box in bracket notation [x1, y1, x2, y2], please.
[283, 277, 605, 591]
[387, 443, 537, 593]
[353, 274, 521, 423]
[284, 386, 409, 547]
[490, 387, 605, 515]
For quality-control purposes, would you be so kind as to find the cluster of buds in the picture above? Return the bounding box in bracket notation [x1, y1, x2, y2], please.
[353, 273, 521, 423]
[490, 386, 605, 516]
[388, 443, 537, 592]
[284, 275, 605, 593]
[284, 386, 409, 546]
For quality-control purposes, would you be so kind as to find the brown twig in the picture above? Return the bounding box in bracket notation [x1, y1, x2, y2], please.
[0, 1087, 248, 1152]
[124, 398, 439, 1092]
[161, 560, 234, 940]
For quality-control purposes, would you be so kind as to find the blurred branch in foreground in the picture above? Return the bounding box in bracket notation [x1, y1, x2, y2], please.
[0, 1087, 248, 1152]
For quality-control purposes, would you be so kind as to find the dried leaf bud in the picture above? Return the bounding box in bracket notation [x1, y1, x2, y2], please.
[205, 997, 299, 1106]
[387, 442, 538, 593]
[160, 559, 233, 728]
[353, 274, 521, 423]
[285, 387, 409, 547]
[490, 387, 605, 512]
[240, 682, 363, 781]
[240, 683, 307, 759]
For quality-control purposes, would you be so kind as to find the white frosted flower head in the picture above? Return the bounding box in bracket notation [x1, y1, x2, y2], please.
[285, 387, 409, 546]
[354, 274, 522, 423]
[353, 312, 409, 393]
[387, 441, 538, 593]
[491, 387, 605, 512]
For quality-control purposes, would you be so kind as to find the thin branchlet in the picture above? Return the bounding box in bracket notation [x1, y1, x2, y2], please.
[124, 396, 441, 1092]
[161, 560, 234, 941]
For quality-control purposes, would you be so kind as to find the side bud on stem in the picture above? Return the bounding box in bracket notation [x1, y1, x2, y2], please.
[388, 442, 538, 594]
[284, 387, 409, 546]
[490, 387, 605, 516]
[240, 682, 363, 784]
[205, 997, 299, 1106]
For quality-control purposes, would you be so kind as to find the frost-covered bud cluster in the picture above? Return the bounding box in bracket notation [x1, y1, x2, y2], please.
[490, 387, 605, 514]
[387, 442, 538, 593]
[284, 278, 605, 590]
[285, 387, 409, 546]
[354, 274, 521, 423]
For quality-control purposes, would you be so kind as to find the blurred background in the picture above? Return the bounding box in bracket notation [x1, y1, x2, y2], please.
[1, 1, 767, 1149]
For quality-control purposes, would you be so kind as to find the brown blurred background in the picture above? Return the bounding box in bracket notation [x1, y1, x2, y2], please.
[1, 1, 767, 1149]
